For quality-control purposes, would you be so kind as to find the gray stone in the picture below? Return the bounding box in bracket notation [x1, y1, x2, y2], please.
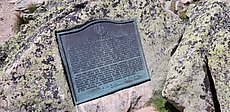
[13, 0, 48, 11]
[2, 0, 229, 112]
[163, 0, 230, 111]
[0, 0, 185, 111]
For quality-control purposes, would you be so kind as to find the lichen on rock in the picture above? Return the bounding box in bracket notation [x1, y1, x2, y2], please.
[163, 0, 230, 111]
[1, 0, 229, 112]
[0, 0, 187, 111]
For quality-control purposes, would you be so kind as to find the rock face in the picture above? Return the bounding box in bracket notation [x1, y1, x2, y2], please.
[163, 0, 230, 112]
[0, 0, 229, 112]
[0, 0, 16, 45]
[0, 0, 185, 111]
[10, 0, 48, 10]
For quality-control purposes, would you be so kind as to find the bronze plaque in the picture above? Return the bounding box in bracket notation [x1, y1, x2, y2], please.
[56, 20, 150, 104]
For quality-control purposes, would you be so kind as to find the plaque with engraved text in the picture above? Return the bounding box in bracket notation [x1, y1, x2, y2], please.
[56, 20, 150, 104]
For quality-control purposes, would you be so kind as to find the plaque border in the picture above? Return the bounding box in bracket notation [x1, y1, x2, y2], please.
[55, 19, 150, 105]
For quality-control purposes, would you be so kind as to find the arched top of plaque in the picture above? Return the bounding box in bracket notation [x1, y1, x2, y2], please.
[56, 19, 137, 36]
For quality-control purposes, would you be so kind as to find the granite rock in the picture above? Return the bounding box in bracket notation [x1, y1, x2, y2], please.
[12, 0, 48, 11]
[180, 0, 193, 4]
[0, 0, 185, 111]
[2, 0, 229, 111]
[163, 0, 230, 111]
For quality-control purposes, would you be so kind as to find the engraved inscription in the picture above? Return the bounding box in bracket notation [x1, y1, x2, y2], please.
[75, 57, 143, 92]
[68, 33, 141, 75]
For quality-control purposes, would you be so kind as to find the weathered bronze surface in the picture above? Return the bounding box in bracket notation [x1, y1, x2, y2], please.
[56, 20, 150, 104]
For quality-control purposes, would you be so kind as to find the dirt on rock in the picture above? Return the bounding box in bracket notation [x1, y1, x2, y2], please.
[0, 0, 16, 45]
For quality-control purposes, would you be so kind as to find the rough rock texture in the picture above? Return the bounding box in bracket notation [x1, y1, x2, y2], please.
[0, 0, 16, 45]
[136, 107, 156, 112]
[77, 82, 152, 112]
[180, 0, 193, 4]
[0, 0, 185, 111]
[1, 0, 229, 111]
[163, 0, 230, 112]
[10, 0, 48, 10]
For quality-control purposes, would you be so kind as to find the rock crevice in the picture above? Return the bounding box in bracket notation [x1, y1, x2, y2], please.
[170, 35, 183, 56]
[204, 56, 221, 112]
[163, 0, 230, 111]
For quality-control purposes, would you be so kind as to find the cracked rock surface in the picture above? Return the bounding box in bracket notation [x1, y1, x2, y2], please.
[163, 0, 230, 111]
[0, 0, 229, 112]
[0, 0, 185, 111]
